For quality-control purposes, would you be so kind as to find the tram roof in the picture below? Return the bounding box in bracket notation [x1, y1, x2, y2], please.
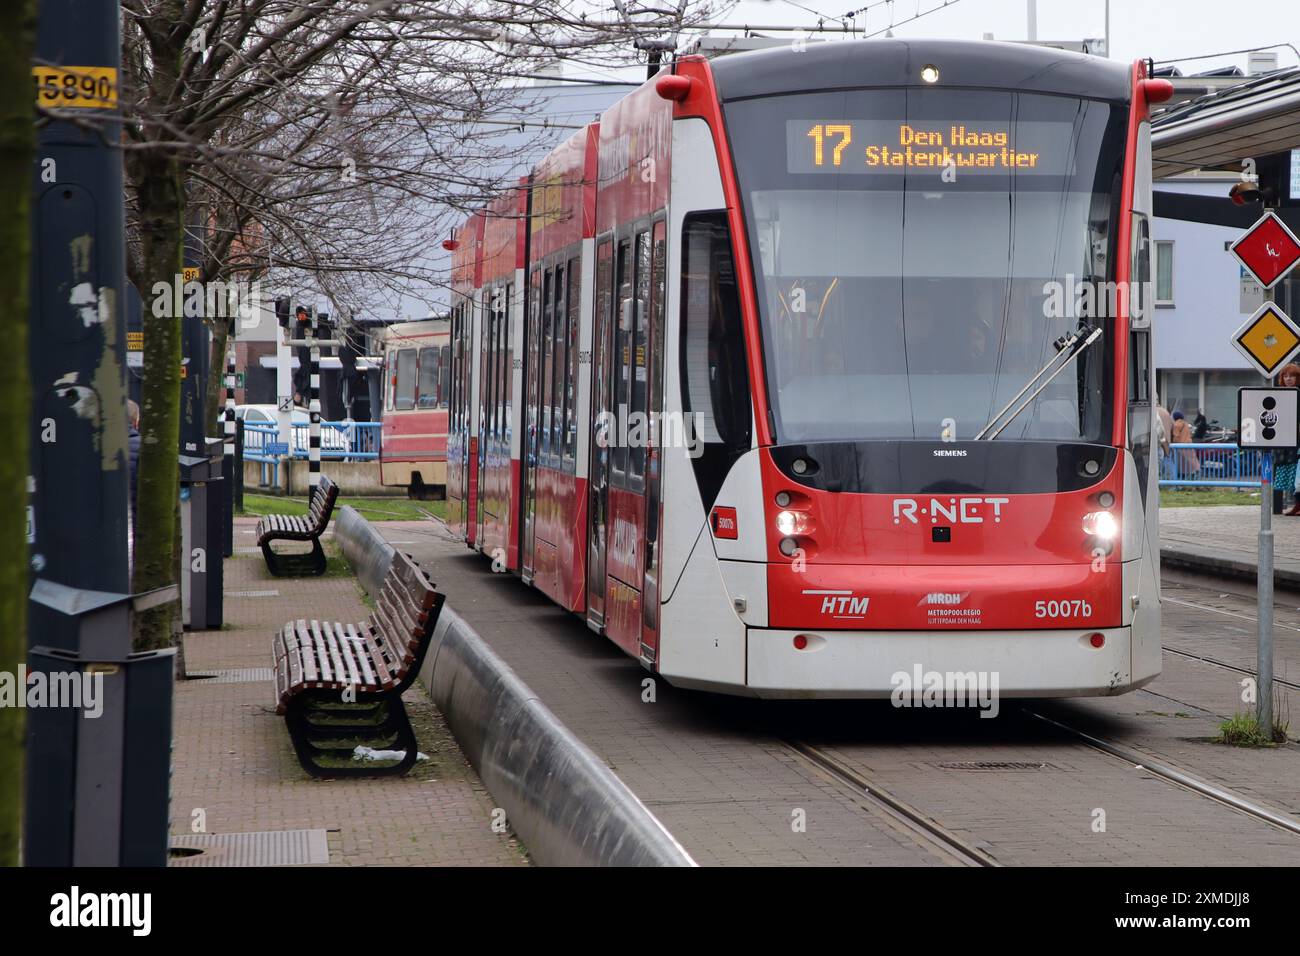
[705, 38, 1132, 103]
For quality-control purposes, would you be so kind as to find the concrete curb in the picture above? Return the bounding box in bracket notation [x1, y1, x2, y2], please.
[335, 507, 695, 867]
[1161, 547, 1300, 590]
[335, 506, 393, 597]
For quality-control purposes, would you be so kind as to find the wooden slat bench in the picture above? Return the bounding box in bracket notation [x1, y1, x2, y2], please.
[272, 549, 444, 777]
[255, 475, 339, 576]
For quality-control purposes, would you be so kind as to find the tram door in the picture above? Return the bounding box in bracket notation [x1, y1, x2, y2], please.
[586, 240, 614, 627]
[520, 268, 543, 582]
[639, 221, 667, 663]
[452, 302, 472, 536]
[476, 290, 491, 546]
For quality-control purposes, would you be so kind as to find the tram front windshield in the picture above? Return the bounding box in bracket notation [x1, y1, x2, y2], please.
[724, 88, 1129, 444]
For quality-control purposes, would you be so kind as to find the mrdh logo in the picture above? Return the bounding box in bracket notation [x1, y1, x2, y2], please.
[50, 887, 151, 936]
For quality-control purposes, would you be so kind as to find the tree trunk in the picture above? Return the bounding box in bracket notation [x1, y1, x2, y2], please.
[132, 155, 186, 651]
[0, 0, 38, 867]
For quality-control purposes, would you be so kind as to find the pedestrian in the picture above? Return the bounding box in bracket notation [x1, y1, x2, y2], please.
[1171, 410, 1198, 477]
[1192, 410, 1209, 441]
[1277, 363, 1300, 515]
[1155, 398, 1173, 472]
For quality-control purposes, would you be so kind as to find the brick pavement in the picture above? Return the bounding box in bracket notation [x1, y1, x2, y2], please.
[382, 519, 1300, 867]
[169, 517, 527, 866]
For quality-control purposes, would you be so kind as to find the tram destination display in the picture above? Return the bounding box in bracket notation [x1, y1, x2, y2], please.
[787, 120, 1077, 175]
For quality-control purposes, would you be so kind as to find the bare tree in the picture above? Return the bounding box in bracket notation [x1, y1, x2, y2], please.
[119, 0, 715, 649]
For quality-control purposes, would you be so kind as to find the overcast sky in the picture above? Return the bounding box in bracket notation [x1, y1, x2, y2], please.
[719, 0, 1300, 73]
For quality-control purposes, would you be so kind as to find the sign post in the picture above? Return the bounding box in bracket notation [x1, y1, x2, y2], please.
[1237, 388, 1298, 735]
[1231, 208, 1300, 736]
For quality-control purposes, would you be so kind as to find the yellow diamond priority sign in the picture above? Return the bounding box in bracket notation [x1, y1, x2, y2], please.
[1232, 302, 1300, 378]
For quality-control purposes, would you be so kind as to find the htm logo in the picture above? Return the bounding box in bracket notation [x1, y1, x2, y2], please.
[804, 589, 869, 618]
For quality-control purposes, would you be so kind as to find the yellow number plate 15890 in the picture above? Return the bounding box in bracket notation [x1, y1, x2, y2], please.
[32, 65, 118, 109]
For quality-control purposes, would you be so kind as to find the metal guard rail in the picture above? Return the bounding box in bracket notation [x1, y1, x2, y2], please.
[1159, 442, 1275, 488]
[241, 420, 380, 462]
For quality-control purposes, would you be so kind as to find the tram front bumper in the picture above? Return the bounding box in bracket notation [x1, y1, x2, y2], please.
[744, 625, 1154, 700]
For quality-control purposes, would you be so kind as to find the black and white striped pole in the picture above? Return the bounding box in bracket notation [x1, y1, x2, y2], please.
[222, 335, 237, 556]
[224, 339, 236, 455]
[279, 310, 339, 504]
[307, 325, 321, 501]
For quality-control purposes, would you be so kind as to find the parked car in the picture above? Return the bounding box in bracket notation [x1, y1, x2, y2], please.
[233, 404, 350, 455]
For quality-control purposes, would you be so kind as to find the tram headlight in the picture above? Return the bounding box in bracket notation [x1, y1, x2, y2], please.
[775, 510, 809, 536]
[1082, 510, 1118, 540]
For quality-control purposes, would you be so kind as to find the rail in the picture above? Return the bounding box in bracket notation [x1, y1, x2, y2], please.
[1159, 442, 1268, 488]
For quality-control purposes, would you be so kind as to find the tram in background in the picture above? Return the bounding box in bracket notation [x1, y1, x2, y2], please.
[446, 39, 1172, 698]
[379, 317, 451, 497]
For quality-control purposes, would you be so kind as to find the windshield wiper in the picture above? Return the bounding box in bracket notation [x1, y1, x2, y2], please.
[974, 325, 1103, 440]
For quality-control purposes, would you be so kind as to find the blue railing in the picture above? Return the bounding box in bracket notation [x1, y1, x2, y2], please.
[242, 420, 381, 486]
[1159, 443, 1264, 488]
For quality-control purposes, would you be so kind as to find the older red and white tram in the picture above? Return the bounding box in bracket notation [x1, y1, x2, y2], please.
[379, 318, 450, 496]
[446, 39, 1171, 698]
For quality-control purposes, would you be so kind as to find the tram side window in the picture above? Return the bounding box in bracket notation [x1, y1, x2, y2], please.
[552, 262, 568, 467]
[681, 211, 752, 466]
[449, 310, 460, 426]
[629, 230, 651, 487]
[541, 269, 554, 464]
[439, 344, 450, 407]
[394, 348, 417, 411]
[453, 309, 463, 428]
[649, 221, 667, 439]
[564, 256, 581, 468]
[593, 241, 612, 468]
[418, 347, 439, 408]
[1130, 331, 1151, 404]
[385, 351, 394, 412]
[486, 296, 498, 444]
[502, 284, 512, 442]
[613, 238, 633, 480]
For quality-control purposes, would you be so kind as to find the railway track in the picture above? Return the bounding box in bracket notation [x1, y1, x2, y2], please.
[1021, 706, 1300, 838]
[784, 739, 1001, 867]
[785, 695, 1300, 867]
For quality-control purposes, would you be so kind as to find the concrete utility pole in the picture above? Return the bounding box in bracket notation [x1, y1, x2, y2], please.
[26, 0, 173, 866]
[1104, 0, 1110, 59]
[28, 0, 130, 648]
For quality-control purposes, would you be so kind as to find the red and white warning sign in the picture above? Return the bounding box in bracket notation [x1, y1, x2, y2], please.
[1230, 211, 1300, 289]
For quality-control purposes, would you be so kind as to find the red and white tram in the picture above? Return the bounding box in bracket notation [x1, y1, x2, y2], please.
[379, 318, 450, 496]
[446, 40, 1171, 698]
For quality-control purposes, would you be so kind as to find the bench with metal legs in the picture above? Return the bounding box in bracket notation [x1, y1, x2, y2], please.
[255, 475, 339, 577]
[272, 550, 443, 778]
